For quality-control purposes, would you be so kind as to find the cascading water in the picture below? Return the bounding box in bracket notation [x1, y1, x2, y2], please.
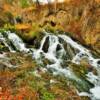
[0, 31, 100, 100]
[32, 31, 100, 100]
[33, 34, 78, 79]
[0, 31, 29, 52]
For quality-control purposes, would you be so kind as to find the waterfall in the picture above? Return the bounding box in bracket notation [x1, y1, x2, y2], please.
[0, 31, 100, 99]
[32, 32, 100, 100]
[0, 31, 29, 52]
[32, 34, 84, 90]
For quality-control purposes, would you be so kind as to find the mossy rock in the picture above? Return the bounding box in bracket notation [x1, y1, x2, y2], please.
[69, 63, 88, 78]
[68, 63, 94, 92]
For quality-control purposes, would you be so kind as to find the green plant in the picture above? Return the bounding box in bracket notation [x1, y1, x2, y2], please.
[41, 92, 55, 100]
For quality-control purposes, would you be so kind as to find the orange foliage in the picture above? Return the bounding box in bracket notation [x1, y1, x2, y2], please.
[0, 90, 24, 100]
[0, 87, 39, 100]
[15, 24, 31, 30]
[3, 4, 11, 12]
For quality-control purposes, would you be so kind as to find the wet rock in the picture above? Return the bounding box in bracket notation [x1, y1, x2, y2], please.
[59, 37, 78, 60]
[33, 38, 40, 49]
[0, 42, 9, 52]
[42, 36, 49, 53]
[42, 58, 54, 66]
[97, 60, 100, 65]
[80, 58, 97, 73]
[56, 44, 62, 51]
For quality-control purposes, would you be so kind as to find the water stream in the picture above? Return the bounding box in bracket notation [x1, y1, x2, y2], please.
[0, 31, 100, 100]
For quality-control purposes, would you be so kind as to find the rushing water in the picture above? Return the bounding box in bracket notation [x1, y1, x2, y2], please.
[0, 31, 100, 100]
[0, 31, 29, 52]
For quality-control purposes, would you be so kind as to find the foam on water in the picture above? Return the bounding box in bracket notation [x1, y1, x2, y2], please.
[90, 86, 100, 100]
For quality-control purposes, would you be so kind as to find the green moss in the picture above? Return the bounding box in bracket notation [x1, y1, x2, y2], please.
[42, 92, 55, 100]
[70, 78, 93, 92]
[70, 63, 88, 79]
[20, 0, 30, 8]
[68, 64, 94, 92]
[0, 44, 9, 52]
[40, 88, 55, 100]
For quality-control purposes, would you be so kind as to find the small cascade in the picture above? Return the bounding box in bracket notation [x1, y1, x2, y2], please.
[58, 35, 100, 68]
[0, 32, 14, 52]
[33, 35, 67, 69]
[0, 31, 29, 52]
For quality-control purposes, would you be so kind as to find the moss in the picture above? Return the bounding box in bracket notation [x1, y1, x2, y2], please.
[40, 88, 55, 100]
[43, 23, 64, 34]
[67, 63, 94, 92]
[3, 24, 16, 32]
[0, 43, 9, 52]
[20, 0, 30, 8]
[70, 63, 88, 79]
[70, 79, 93, 92]
[41, 92, 55, 100]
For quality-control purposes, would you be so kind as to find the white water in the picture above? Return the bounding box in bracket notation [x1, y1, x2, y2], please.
[32, 34, 77, 79]
[6, 31, 29, 52]
[0, 31, 100, 99]
[32, 32, 100, 100]
[59, 35, 100, 68]
[0, 31, 29, 52]
[32, 0, 65, 4]
[0, 32, 14, 52]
